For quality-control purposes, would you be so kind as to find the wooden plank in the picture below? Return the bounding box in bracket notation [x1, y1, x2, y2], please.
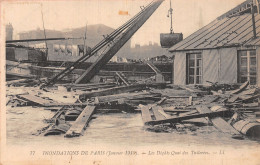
[188, 96, 193, 105]
[6, 79, 28, 85]
[116, 72, 130, 86]
[178, 85, 208, 95]
[229, 81, 249, 94]
[95, 92, 149, 103]
[239, 88, 256, 95]
[204, 95, 220, 103]
[156, 97, 167, 105]
[79, 82, 166, 101]
[196, 105, 241, 136]
[141, 106, 153, 123]
[51, 106, 66, 120]
[17, 94, 54, 106]
[146, 61, 162, 74]
[135, 107, 190, 113]
[44, 102, 90, 107]
[152, 106, 166, 120]
[163, 107, 191, 113]
[241, 102, 258, 107]
[235, 107, 260, 111]
[178, 110, 199, 117]
[145, 109, 228, 125]
[80, 84, 116, 91]
[61, 82, 116, 88]
[227, 95, 239, 103]
[255, 112, 260, 118]
[239, 94, 260, 102]
[167, 96, 196, 98]
[65, 106, 96, 137]
[157, 107, 171, 118]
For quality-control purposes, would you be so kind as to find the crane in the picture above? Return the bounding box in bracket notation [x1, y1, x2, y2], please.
[41, 0, 164, 87]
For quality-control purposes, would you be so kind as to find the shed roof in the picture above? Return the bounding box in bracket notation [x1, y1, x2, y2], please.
[169, 13, 260, 52]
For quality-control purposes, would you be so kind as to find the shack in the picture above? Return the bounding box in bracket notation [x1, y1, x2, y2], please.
[168, 0, 260, 87]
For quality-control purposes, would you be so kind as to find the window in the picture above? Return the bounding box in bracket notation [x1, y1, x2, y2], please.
[187, 53, 202, 84]
[237, 50, 257, 85]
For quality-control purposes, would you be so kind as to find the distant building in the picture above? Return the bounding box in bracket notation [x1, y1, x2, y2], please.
[149, 55, 170, 63]
[169, 0, 260, 86]
[109, 56, 128, 63]
[17, 24, 131, 62]
[130, 42, 168, 60]
[6, 23, 13, 40]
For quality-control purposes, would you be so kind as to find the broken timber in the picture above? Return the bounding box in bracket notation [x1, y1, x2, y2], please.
[79, 82, 166, 101]
[146, 61, 162, 74]
[196, 105, 242, 138]
[228, 81, 249, 95]
[141, 105, 229, 126]
[146, 61, 165, 83]
[116, 72, 130, 86]
[16, 94, 54, 106]
[65, 105, 96, 137]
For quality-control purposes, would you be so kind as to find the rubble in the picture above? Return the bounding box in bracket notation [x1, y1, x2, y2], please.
[6, 76, 260, 140]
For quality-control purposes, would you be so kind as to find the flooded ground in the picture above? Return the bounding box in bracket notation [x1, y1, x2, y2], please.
[5, 87, 260, 149]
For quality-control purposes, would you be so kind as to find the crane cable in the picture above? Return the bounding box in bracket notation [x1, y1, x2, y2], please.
[168, 0, 173, 34]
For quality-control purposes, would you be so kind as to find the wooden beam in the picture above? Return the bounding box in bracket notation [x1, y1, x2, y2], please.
[157, 107, 172, 118]
[79, 82, 166, 101]
[116, 72, 130, 86]
[141, 106, 153, 123]
[6, 79, 28, 85]
[196, 105, 242, 138]
[152, 106, 166, 120]
[65, 106, 96, 137]
[145, 109, 229, 125]
[43, 102, 90, 107]
[75, 1, 164, 84]
[16, 94, 54, 106]
[229, 81, 249, 95]
[146, 61, 162, 74]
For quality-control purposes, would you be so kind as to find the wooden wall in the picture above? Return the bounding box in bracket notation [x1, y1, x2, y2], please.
[173, 52, 186, 85]
[173, 47, 238, 85]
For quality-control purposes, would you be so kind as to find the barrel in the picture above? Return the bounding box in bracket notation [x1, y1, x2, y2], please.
[160, 33, 183, 48]
[233, 119, 260, 139]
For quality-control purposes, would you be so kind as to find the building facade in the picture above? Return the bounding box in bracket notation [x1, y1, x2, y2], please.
[169, 2, 260, 87]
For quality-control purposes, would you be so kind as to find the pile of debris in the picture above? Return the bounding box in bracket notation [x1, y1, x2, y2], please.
[140, 81, 260, 139]
[6, 79, 260, 140]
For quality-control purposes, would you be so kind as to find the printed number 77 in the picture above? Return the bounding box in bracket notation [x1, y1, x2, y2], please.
[30, 151, 35, 155]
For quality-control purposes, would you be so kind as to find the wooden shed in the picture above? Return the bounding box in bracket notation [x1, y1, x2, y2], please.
[168, 1, 260, 87]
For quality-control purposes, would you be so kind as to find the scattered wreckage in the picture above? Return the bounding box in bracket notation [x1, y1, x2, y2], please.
[6, 79, 260, 140]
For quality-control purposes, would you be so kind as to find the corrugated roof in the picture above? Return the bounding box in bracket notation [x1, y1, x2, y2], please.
[169, 13, 260, 52]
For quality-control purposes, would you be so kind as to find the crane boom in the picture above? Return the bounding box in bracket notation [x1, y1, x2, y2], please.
[42, 0, 164, 87]
[75, 0, 164, 84]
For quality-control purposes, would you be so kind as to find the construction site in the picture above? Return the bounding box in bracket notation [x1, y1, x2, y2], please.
[4, 0, 260, 149]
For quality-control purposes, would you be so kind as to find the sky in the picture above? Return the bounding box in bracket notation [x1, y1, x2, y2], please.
[2, 0, 245, 47]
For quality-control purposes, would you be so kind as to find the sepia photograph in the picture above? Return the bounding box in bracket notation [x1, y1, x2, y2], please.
[1, 0, 260, 164]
